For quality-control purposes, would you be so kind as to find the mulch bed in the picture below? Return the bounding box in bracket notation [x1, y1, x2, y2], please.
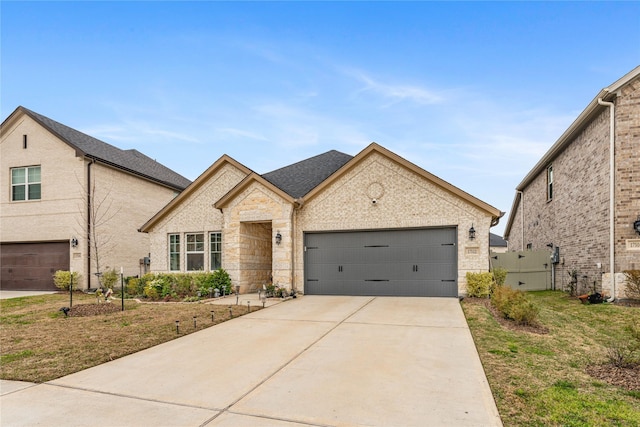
[586, 364, 640, 391]
[463, 297, 549, 335]
[67, 303, 122, 317]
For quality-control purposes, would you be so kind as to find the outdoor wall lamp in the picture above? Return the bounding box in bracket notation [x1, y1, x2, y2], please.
[275, 231, 282, 245]
[70, 237, 78, 248]
[634, 216, 640, 235]
[468, 225, 476, 240]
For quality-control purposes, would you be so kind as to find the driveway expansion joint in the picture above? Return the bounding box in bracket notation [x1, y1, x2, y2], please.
[45, 382, 222, 412]
[210, 296, 377, 422]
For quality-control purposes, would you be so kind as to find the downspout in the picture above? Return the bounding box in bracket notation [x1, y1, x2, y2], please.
[598, 96, 616, 302]
[86, 159, 94, 291]
[291, 198, 304, 294]
[517, 190, 524, 251]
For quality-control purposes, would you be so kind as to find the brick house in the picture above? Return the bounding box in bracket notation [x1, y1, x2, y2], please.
[503, 66, 640, 299]
[1, 106, 191, 290]
[140, 143, 503, 297]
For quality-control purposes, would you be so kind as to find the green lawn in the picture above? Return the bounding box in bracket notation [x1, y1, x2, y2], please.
[463, 291, 640, 427]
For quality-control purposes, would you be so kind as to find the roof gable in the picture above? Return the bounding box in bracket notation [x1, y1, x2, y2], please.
[304, 143, 503, 222]
[2, 106, 191, 191]
[214, 172, 297, 209]
[140, 155, 251, 232]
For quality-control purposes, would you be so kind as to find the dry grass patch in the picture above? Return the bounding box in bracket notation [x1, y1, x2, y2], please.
[463, 291, 640, 426]
[1, 292, 261, 383]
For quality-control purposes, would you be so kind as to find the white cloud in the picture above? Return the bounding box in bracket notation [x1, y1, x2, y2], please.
[344, 68, 444, 106]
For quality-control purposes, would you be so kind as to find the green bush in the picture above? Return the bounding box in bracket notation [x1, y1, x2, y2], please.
[101, 268, 119, 290]
[491, 285, 539, 326]
[137, 271, 233, 301]
[174, 274, 194, 297]
[126, 277, 144, 297]
[211, 269, 232, 294]
[52, 270, 82, 291]
[466, 272, 494, 298]
[492, 267, 508, 287]
[623, 270, 640, 300]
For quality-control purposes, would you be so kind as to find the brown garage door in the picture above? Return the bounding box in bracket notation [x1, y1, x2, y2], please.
[1, 242, 69, 291]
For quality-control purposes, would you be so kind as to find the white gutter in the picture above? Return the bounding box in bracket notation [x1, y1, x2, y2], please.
[598, 96, 615, 302]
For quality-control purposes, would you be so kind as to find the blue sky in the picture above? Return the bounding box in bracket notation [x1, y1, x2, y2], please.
[2, 2, 639, 236]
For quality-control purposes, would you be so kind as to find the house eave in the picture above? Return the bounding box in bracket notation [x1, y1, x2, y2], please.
[516, 65, 640, 192]
[140, 155, 252, 232]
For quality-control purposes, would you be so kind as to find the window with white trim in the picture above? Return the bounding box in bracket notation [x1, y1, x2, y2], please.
[169, 234, 180, 271]
[546, 165, 553, 201]
[186, 233, 205, 271]
[210, 232, 222, 270]
[11, 166, 41, 201]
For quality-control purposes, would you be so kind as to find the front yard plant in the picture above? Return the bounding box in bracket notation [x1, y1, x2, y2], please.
[52, 270, 82, 291]
[129, 269, 233, 301]
[463, 291, 640, 426]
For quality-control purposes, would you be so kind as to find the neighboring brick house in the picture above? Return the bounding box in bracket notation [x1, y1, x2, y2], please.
[140, 143, 503, 297]
[1, 106, 191, 291]
[503, 66, 640, 299]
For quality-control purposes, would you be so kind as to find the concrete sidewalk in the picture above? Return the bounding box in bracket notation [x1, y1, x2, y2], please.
[0, 290, 56, 299]
[0, 296, 502, 426]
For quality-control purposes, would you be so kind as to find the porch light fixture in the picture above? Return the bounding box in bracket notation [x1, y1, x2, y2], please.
[468, 225, 476, 240]
[70, 237, 78, 248]
[275, 231, 282, 245]
[634, 216, 640, 235]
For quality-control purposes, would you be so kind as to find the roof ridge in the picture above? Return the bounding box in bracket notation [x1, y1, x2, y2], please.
[262, 149, 351, 176]
[15, 107, 191, 190]
[261, 149, 353, 198]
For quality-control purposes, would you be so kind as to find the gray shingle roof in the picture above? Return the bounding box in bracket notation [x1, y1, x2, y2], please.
[262, 150, 353, 198]
[490, 233, 507, 247]
[19, 107, 191, 191]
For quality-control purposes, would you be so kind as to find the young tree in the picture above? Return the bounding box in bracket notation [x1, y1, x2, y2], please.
[75, 169, 121, 289]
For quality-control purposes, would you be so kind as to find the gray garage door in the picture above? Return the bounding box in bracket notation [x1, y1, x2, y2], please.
[0, 242, 69, 291]
[304, 228, 457, 297]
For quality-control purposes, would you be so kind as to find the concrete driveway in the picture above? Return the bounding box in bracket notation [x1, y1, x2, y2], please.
[0, 296, 501, 426]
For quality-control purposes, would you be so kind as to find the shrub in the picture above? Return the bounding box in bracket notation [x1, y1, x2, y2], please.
[623, 270, 640, 300]
[53, 270, 82, 291]
[466, 272, 494, 298]
[491, 285, 539, 326]
[173, 274, 193, 297]
[101, 268, 119, 290]
[137, 271, 233, 300]
[126, 277, 144, 297]
[492, 267, 507, 287]
[607, 322, 640, 367]
[211, 269, 232, 295]
[567, 269, 579, 296]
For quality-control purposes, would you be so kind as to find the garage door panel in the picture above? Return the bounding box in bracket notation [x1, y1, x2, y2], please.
[1, 242, 68, 291]
[305, 228, 457, 297]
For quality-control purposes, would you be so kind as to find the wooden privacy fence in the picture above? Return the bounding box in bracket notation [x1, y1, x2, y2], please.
[490, 250, 553, 291]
